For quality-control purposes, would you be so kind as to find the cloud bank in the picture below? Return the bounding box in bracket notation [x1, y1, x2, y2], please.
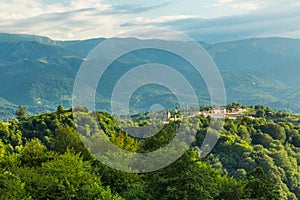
[0, 0, 299, 43]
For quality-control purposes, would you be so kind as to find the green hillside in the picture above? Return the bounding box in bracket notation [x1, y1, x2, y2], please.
[1, 105, 300, 199]
[209, 37, 300, 87]
[1, 33, 300, 120]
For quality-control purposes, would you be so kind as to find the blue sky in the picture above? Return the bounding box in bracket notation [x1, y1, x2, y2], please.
[1, 0, 300, 43]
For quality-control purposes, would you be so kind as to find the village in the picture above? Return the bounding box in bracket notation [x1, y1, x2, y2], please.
[166, 107, 246, 122]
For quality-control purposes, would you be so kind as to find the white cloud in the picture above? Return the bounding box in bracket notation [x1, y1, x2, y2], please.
[0, 0, 42, 20]
[0, 8, 128, 40]
[0, 0, 135, 40]
[120, 1, 300, 43]
[124, 15, 197, 26]
[0, 0, 172, 40]
[69, 0, 110, 10]
[217, 0, 235, 5]
[232, 2, 260, 11]
[0, 0, 299, 42]
[207, 0, 262, 12]
[0, 0, 110, 20]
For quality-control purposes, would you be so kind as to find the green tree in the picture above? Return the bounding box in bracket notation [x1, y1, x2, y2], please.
[0, 169, 31, 199]
[16, 106, 27, 121]
[0, 139, 6, 161]
[244, 167, 281, 199]
[52, 125, 91, 159]
[57, 105, 64, 114]
[260, 123, 286, 141]
[256, 109, 265, 118]
[20, 138, 50, 167]
[40, 151, 121, 200]
[145, 150, 224, 200]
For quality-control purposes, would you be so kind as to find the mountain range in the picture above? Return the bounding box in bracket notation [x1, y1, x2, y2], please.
[0, 33, 300, 120]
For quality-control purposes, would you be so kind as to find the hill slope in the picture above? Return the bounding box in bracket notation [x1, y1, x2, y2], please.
[1, 33, 300, 120]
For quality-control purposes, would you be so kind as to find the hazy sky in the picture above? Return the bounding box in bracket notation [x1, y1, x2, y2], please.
[1, 0, 300, 43]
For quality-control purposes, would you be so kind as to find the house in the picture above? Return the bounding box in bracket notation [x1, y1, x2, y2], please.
[212, 107, 226, 114]
[166, 111, 181, 122]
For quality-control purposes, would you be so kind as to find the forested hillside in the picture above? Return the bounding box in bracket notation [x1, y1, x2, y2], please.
[1, 104, 300, 199]
[1, 34, 300, 120]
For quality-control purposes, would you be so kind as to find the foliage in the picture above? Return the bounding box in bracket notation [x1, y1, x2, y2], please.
[0, 104, 299, 199]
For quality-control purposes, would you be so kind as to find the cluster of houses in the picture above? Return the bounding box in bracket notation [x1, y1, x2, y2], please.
[166, 107, 245, 122]
[205, 107, 244, 119]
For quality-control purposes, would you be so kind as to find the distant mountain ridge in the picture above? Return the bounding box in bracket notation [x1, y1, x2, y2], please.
[208, 37, 300, 87]
[0, 33, 300, 120]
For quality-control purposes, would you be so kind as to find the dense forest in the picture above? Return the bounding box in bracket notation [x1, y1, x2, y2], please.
[1, 104, 300, 199]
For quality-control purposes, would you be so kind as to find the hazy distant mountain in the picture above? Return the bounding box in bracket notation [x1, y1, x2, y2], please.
[0, 33, 59, 45]
[208, 37, 300, 87]
[0, 33, 300, 120]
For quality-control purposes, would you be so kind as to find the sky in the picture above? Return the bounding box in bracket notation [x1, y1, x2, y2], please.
[1, 0, 300, 43]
